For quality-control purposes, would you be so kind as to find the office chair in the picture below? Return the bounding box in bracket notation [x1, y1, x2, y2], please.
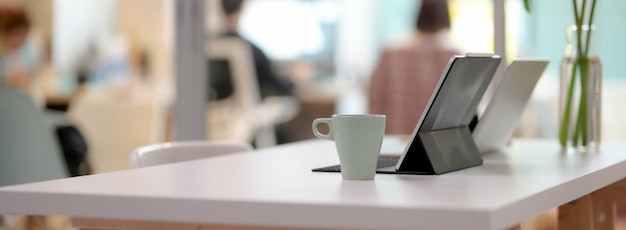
[206, 37, 298, 148]
[0, 89, 70, 230]
[129, 141, 253, 168]
[0, 89, 68, 186]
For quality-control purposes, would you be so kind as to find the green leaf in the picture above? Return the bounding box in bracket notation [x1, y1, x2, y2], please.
[524, 0, 531, 12]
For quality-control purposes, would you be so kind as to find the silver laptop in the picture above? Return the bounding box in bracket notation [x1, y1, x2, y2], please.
[380, 58, 549, 156]
[472, 58, 549, 154]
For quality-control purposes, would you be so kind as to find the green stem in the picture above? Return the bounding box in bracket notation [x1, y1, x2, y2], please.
[573, 0, 585, 59]
[559, 61, 579, 148]
[577, 0, 597, 148]
[524, 0, 531, 12]
[572, 0, 581, 23]
[573, 110, 581, 146]
[578, 56, 589, 146]
[565, 0, 596, 149]
[584, 0, 597, 56]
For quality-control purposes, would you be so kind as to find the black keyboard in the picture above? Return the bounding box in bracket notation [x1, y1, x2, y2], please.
[312, 156, 400, 172]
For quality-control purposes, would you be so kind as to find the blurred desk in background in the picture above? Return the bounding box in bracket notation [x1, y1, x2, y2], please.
[67, 85, 171, 173]
[278, 82, 340, 142]
[44, 94, 72, 111]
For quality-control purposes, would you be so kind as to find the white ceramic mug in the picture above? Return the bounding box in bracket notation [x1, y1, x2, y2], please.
[312, 114, 386, 180]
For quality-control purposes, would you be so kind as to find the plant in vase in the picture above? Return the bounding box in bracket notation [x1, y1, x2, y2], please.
[524, 0, 601, 152]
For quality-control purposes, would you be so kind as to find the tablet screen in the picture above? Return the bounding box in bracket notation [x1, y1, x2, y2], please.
[396, 54, 501, 173]
[418, 56, 501, 132]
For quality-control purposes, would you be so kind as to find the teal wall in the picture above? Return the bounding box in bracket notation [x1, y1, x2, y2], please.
[533, 0, 626, 81]
[376, 0, 419, 46]
[373, 0, 626, 80]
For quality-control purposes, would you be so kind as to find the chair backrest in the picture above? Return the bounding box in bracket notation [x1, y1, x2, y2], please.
[208, 37, 261, 113]
[206, 37, 260, 143]
[129, 141, 253, 168]
[0, 89, 68, 186]
[206, 37, 299, 147]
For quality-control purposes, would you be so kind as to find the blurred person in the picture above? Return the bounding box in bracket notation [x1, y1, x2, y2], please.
[0, 8, 86, 230]
[0, 9, 41, 95]
[210, 0, 297, 145]
[0, 9, 90, 178]
[368, 0, 462, 134]
[128, 41, 150, 81]
[212, 0, 294, 100]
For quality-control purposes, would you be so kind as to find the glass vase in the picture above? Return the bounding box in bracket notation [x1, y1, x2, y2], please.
[559, 25, 602, 153]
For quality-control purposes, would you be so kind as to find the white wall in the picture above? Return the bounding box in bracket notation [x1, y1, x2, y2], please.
[116, 0, 173, 81]
[54, 0, 117, 73]
[335, 0, 378, 81]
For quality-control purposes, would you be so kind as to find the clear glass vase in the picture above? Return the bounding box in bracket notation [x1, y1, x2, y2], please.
[559, 25, 602, 153]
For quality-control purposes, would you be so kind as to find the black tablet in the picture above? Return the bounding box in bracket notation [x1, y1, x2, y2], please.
[389, 53, 501, 174]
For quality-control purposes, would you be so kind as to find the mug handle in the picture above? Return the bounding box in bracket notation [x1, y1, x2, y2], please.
[312, 118, 333, 140]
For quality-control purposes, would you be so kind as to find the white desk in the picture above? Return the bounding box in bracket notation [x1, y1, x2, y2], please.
[1, 139, 626, 230]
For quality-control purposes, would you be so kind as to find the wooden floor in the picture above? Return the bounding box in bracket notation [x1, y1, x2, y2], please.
[1, 213, 626, 230]
[0, 215, 72, 230]
[617, 219, 626, 230]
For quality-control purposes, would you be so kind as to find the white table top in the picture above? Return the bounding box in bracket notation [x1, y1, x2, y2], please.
[1, 139, 626, 230]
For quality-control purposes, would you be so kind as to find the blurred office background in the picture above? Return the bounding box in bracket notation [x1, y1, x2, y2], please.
[2, 0, 626, 174]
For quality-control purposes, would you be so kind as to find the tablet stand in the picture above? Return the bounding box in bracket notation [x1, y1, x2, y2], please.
[396, 126, 482, 175]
